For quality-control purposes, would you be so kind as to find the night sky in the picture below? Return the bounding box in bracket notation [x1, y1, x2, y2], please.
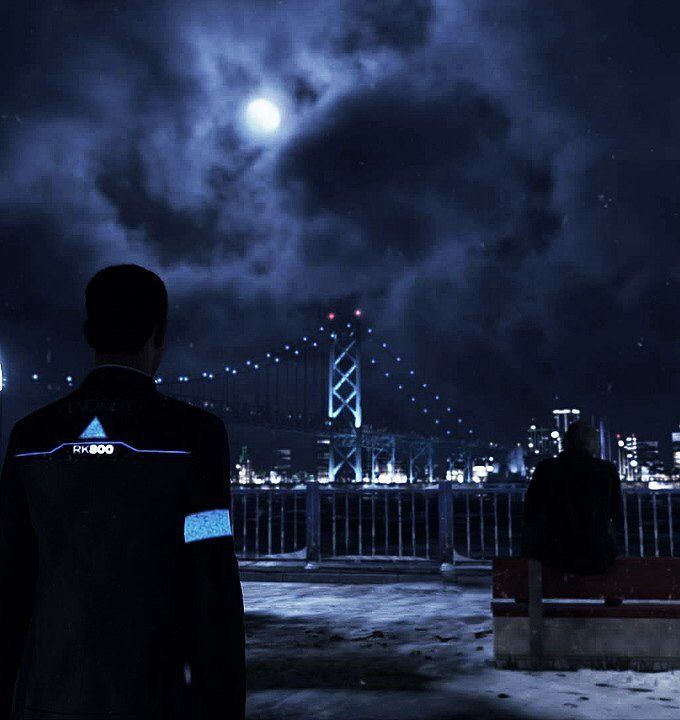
[1, 1, 679, 449]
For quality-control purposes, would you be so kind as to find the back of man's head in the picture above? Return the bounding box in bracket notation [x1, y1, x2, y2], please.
[84, 265, 168, 355]
[563, 421, 600, 458]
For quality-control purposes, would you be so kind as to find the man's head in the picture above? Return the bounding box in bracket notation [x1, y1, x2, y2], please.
[563, 420, 600, 458]
[84, 264, 168, 376]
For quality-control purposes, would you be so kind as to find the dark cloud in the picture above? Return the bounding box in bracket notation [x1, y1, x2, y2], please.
[338, 0, 435, 54]
[280, 81, 523, 260]
[95, 144, 220, 264]
[0, 0, 679, 450]
[291, 76, 320, 107]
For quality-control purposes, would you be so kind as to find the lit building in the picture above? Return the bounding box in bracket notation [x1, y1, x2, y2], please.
[616, 434, 639, 482]
[672, 432, 680, 479]
[506, 444, 526, 477]
[445, 452, 467, 483]
[315, 436, 331, 483]
[236, 445, 254, 484]
[637, 440, 664, 481]
[525, 422, 560, 474]
[552, 408, 581, 433]
[274, 447, 292, 480]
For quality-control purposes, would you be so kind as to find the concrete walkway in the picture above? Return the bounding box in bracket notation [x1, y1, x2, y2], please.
[243, 580, 680, 720]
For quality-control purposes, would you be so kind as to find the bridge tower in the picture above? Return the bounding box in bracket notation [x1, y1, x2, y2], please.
[327, 312, 363, 483]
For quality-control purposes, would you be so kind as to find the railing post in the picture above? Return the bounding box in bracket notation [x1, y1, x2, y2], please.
[438, 481, 454, 576]
[305, 481, 321, 569]
[528, 559, 544, 669]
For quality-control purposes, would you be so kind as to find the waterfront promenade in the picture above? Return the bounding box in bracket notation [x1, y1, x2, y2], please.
[243, 580, 680, 720]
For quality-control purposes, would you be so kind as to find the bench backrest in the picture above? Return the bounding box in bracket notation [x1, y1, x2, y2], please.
[493, 557, 680, 600]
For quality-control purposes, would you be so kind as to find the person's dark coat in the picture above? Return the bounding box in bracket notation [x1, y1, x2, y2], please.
[0, 366, 245, 720]
[521, 450, 623, 575]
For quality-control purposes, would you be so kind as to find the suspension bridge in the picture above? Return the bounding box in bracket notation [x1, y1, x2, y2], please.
[22, 311, 486, 483]
[161, 310, 482, 483]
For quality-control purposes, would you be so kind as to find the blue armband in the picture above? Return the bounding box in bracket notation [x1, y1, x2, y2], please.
[184, 509, 232, 543]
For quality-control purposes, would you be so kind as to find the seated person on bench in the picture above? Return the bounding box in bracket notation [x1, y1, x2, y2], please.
[521, 421, 623, 575]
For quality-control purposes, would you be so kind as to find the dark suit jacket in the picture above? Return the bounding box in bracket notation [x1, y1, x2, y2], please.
[0, 366, 245, 720]
[521, 451, 623, 575]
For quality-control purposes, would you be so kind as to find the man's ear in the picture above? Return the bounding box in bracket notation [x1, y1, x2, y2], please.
[153, 318, 167, 349]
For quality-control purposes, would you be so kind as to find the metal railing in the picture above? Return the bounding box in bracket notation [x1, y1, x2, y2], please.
[320, 486, 439, 560]
[231, 484, 680, 565]
[232, 487, 306, 558]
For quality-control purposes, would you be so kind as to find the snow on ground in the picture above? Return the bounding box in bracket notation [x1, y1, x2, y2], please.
[243, 580, 680, 720]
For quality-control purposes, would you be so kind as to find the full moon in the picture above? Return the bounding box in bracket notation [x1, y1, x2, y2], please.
[245, 98, 281, 134]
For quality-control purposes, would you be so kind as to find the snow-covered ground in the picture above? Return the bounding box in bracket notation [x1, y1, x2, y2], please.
[243, 580, 680, 719]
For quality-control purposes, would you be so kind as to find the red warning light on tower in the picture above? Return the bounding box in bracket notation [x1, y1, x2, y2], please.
[327, 312, 336, 321]
[354, 309, 362, 318]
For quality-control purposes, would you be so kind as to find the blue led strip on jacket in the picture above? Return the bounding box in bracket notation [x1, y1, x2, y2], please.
[15, 441, 191, 458]
[184, 509, 233, 544]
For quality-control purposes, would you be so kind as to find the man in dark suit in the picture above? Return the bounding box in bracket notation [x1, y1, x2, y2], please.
[0, 265, 245, 720]
[522, 421, 623, 575]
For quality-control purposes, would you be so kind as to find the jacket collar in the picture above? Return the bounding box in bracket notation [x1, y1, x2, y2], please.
[80, 365, 157, 395]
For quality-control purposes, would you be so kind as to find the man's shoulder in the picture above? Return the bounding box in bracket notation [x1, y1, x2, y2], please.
[596, 458, 619, 479]
[584, 457, 618, 475]
[535, 457, 559, 473]
[11, 392, 79, 438]
[155, 393, 226, 434]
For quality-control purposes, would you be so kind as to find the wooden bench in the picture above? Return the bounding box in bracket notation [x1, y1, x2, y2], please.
[492, 557, 680, 671]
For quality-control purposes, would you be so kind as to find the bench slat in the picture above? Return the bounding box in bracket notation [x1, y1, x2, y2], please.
[493, 601, 680, 619]
[493, 557, 680, 600]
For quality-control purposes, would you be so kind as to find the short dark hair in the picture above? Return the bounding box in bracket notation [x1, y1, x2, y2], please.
[84, 265, 168, 354]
